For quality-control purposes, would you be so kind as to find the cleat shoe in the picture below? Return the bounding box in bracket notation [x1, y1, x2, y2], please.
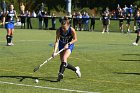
[7, 43, 14, 46]
[7, 43, 12, 46]
[10, 42, 14, 46]
[75, 66, 81, 78]
[132, 42, 138, 46]
[57, 73, 63, 82]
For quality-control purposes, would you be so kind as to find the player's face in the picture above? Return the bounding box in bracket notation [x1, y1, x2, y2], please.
[61, 24, 68, 31]
[10, 5, 14, 10]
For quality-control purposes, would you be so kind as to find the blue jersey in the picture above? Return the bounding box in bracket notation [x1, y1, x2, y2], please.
[5, 10, 16, 23]
[58, 27, 74, 52]
[59, 27, 73, 45]
[5, 10, 16, 29]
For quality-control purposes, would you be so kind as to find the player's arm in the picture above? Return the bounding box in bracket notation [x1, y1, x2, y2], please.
[69, 27, 77, 45]
[14, 11, 19, 21]
[52, 29, 60, 57]
[2, 11, 7, 25]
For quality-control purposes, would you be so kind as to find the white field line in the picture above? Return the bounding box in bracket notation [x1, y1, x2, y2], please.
[0, 40, 49, 43]
[19, 40, 49, 42]
[0, 81, 100, 93]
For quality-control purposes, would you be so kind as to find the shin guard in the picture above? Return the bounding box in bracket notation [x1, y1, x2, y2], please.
[66, 63, 76, 71]
[59, 62, 66, 74]
[136, 36, 140, 43]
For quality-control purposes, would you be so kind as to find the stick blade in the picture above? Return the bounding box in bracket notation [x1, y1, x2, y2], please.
[33, 66, 40, 72]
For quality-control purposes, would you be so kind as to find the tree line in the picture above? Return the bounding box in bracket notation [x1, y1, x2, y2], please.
[1, 0, 140, 13]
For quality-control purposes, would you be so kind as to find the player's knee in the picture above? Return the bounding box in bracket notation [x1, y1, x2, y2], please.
[61, 62, 67, 67]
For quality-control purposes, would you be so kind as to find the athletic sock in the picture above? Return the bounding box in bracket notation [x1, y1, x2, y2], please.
[136, 36, 140, 43]
[9, 35, 13, 43]
[59, 62, 66, 74]
[6, 35, 11, 43]
[66, 63, 76, 71]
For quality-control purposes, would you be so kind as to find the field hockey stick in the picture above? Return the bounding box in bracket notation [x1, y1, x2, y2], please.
[33, 48, 64, 72]
[0, 21, 16, 25]
[0, 22, 9, 25]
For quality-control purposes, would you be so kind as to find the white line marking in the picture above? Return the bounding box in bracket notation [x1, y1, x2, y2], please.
[0, 40, 50, 43]
[19, 40, 49, 42]
[0, 81, 99, 93]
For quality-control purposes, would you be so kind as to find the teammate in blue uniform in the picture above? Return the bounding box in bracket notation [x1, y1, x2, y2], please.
[52, 17, 81, 81]
[2, 4, 18, 46]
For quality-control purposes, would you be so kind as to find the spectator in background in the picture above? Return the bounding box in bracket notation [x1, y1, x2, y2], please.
[118, 12, 125, 33]
[123, 5, 128, 15]
[72, 12, 77, 29]
[38, 10, 45, 29]
[129, 5, 133, 16]
[116, 4, 122, 18]
[133, 5, 138, 31]
[85, 13, 90, 31]
[76, 12, 82, 31]
[19, 3, 26, 29]
[26, 11, 32, 29]
[20, 2, 25, 13]
[90, 13, 95, 31]
[82, 12, 90, 31]
[126, 13, 131, 33]
[82, 12, 86, 30]
[101, 10, 110, 34]
[32, 10, 37, 17]
[20, 11, 26, 29]
[2, 0, 7, 14]
[44, 11, 49, 30]
[51, 12, 56, 30]
[40, 2, 45, 11]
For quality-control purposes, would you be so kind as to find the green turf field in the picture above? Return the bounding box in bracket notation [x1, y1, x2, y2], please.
[0, 28, 140, 93]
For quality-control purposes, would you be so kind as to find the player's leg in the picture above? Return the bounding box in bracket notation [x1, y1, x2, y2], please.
[90, 23, 92, 31]
[121, 23, 124, 33]
[57, 49, 80, 81]
[6, 29, 12, 46]
[127, 23, 130, 33]
[119, 22, 123, 33]
[10, 29, 14, 45]
[6, 29, 10, 45]
[93, 23, 95, 31]
[64, 49, 81, 78]
[63, 49, 76, 71]
[102, 25, 105, 34]
[106, 25, 109, 33]
[133, 31, 140, 46]
[136, 32, 140, 44]
[134, 19, 136, 31]
[57, 51, 68, 81]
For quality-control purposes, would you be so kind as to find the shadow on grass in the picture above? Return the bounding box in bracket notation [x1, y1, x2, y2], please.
[113, 72, 140, 75]
[0, 75, 59, 82]
[119, 59, 140, 62]
[108, 44, 128, 46]
[122, 54, 140, 56]
[119, 53, 140, 62]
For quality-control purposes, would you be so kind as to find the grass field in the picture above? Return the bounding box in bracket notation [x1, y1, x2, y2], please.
[0, 28, 140, 93]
